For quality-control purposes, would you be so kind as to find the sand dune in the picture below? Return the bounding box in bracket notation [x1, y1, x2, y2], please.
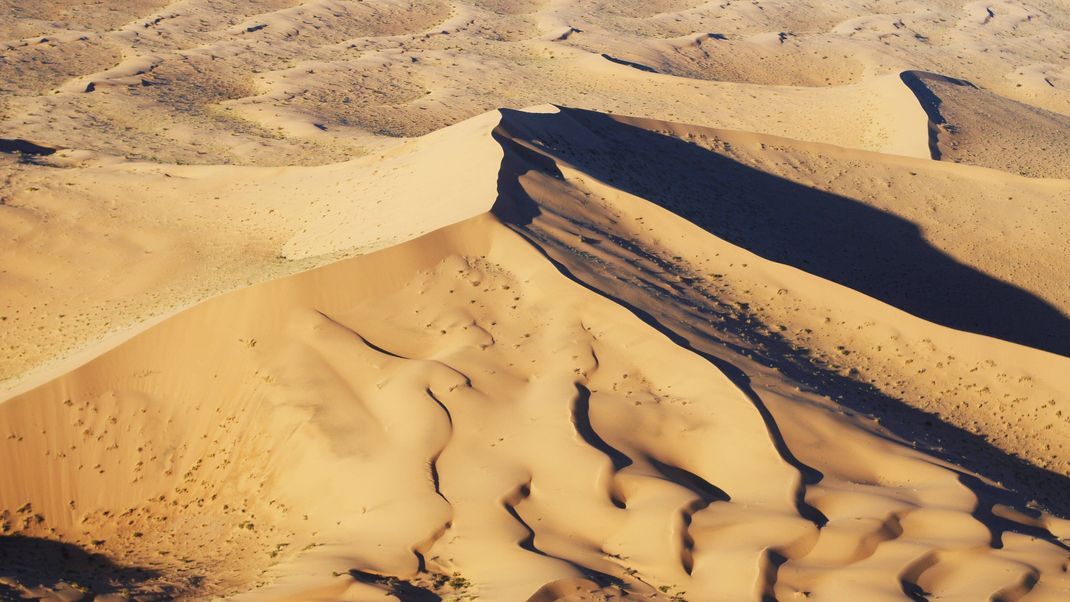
[900, 70, 1070, 177]
[2, 1, 1070, 601]
[3, 0, 1067, 165]
[0, 108, 503, 394]
[492, 107, 1070, 485]
[2, 107, 1069, 601]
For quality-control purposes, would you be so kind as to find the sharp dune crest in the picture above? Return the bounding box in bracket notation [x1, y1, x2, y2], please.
[900, 70, 1070, 177]
[0, 108, 504, 395]
[2, 107, 1069, 601]
[2, 1, 1070, 601]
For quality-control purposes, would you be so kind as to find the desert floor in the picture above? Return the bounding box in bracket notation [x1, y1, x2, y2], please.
[1, 1, 1069, 601]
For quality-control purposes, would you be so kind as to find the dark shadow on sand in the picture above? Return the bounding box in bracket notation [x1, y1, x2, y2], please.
[498, 107, 1070, 357]
[490, 107, 1070, 520]
[0, 535, 173, 599]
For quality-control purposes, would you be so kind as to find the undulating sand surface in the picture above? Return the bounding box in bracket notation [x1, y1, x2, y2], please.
[1, 1, 1069, 601]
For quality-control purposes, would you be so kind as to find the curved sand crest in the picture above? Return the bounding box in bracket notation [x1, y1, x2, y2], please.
[0, 64, 934, 399]
[1, 108, 1069, 601]
[900, 70, 1070, 178]
[0, 108, 504, 396]
[496, 107, 1070, 482]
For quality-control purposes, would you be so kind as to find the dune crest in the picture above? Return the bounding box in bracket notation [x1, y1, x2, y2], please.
[2, 107, 1068, 601]
[4, 1, 1070, 600]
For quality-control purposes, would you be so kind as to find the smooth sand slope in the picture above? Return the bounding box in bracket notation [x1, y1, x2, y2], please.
[2, 107, 1069, 601]
[0, 108, 504, 393]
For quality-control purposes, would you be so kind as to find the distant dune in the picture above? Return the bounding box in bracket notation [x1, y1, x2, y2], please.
[2, 0, 1068, 166]
[900, 70, 1070, 177]
[2, 1, 1069, 601]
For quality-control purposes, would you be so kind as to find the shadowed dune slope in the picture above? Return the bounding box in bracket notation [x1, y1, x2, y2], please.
[901, 70, 1070, 177]
[497, 107, 1070, 356]
[2, 107, 1069, 601]
[2, 1, 1070, 600]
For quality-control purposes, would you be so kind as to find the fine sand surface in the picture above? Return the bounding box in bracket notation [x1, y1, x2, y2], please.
[2, 1, 1070, 601]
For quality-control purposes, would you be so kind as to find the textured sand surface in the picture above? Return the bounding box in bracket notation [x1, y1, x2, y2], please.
[1, 1, 1069, 601]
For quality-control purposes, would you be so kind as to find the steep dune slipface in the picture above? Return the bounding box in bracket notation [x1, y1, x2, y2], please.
[2, 108, 1069, 601]
[900, 70, 1070, 177]
[491, 107, 1070, 497]
[2, 1, 1070, 600]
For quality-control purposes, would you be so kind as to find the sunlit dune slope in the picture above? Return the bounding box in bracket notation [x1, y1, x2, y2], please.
[0, 108, 503, 392]
[2, 107, 1069, 601]
[2, 1, 1070, 600]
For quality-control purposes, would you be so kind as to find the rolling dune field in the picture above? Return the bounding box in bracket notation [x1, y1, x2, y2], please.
[1, 1, 1069, 601]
